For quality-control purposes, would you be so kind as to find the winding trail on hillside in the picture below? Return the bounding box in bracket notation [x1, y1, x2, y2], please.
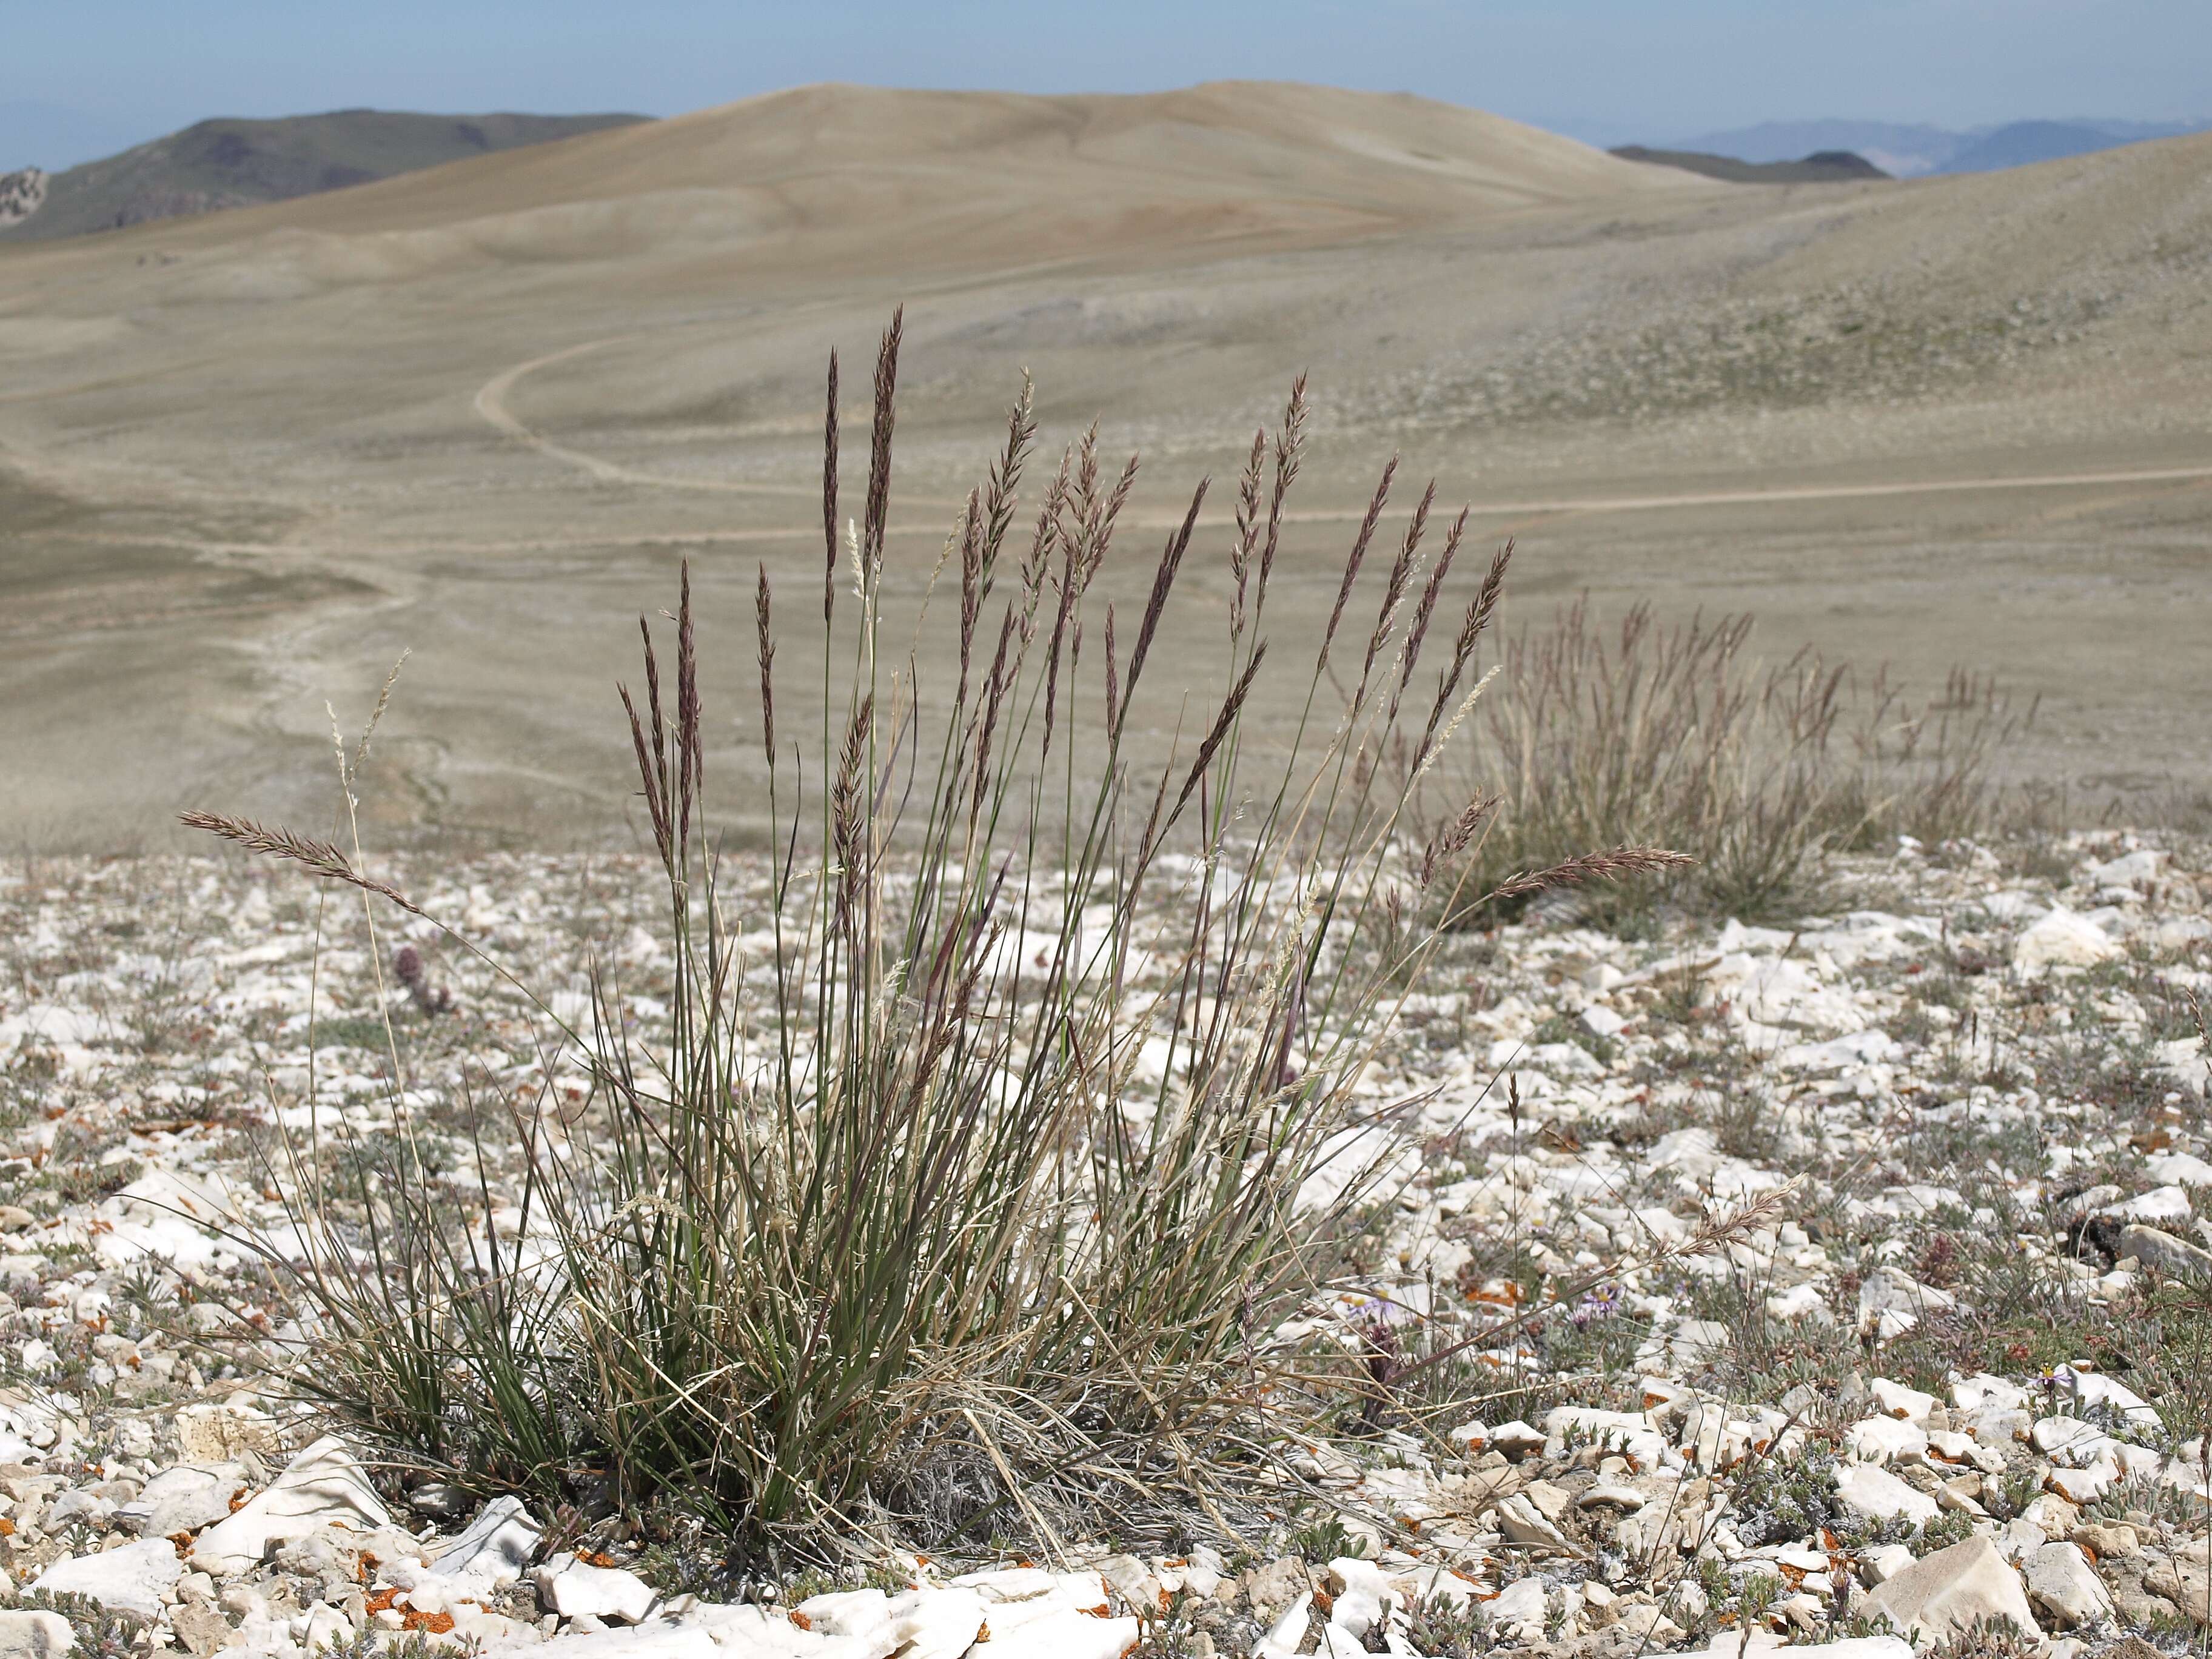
[1418, 461, 2212, 521]
[475, 333, 2212, 526]
[475, 337, 2212, 528]
[476, 336, 991, 512]
[474, 338, 827, 499]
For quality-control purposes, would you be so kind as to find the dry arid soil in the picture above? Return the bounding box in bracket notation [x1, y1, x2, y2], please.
[0, 81, 2208, 850]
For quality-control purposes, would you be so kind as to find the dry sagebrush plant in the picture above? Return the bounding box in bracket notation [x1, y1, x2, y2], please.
[185, 313, 1674, 1562]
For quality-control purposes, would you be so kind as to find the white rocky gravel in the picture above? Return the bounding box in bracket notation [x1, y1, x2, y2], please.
[1, 832, 2209, 1655]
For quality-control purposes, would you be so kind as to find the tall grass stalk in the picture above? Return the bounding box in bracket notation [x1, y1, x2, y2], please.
[184, 322, 1660, 1560]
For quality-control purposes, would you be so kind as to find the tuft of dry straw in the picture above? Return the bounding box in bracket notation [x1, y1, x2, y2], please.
[1479, 845, 1695, 906]
[831, 694, 874, 921]
[756, 563, 776, 768]
[1170, 642, 1269, 822]
[1258, 374, 1307, 606]
[1230, 427, 1265, 642]
[1118, 482, 1207, 729]
[1320, 457, 1397, 669]
[676, 561, 700, 850]
[177, 813, 425, 916]
[1419, 791, 1499, 888]
[862, 309, 903, 577]
[1413, 537, 1513, 769]
[1396, 508, 1468, 702]
[1358, 478, 1433, 695]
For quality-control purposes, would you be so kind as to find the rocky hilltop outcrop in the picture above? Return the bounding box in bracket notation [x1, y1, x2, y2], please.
[0, 165, 45, 227]
[0, 109, 647, 240]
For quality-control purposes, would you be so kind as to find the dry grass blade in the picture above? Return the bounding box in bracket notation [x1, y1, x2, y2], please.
[823, 349, 839, 622]
[1476, 844, 1695, 906]
[1359, 478, 1432, 691]
[1168, 642, 1268, 823]
[1419, 791, 1498, 888]
[862, 307, 903, 574]
[1258, 373, 1307, 603]
[176, 811, 426, 915]
[756, 563, 777, 766]
[1396, 506, 1467, 700]
[1118, 480, 1208, 730]
[1320, 456, 1396, 668]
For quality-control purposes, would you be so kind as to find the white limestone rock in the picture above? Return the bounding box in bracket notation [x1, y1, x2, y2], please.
[1493, 1492, 1571, 1548]
[113, 1464, 246, 1538]
[1859, 1543, 1916, 1585]
[1255, 1592, 1312, 1659]
[2088, 848, 2165, 888]
[534, 1555, 660, 1625]
[2023, 1541, 2115, 1628]
[1864, 1535, 2038, 1646]
[31, 1537, 186, 1621]
[509, 1627, 716, 1659]
[1869, 1378, 1940, 1421]
[1485, 1577, 1548, 1637]
[2054, 1364, 2162, 1427]
[2013, 907, 2120, 975]
[1847, 1415, 1929, 1464]
[966, 1608, 1135, 1659]
[879, 1589, 984, 1659]
[435, 1493, 543, 1594]
[2122, 1223, 2212, 1278]
[1674, 1637, 1909, 1658]
[0, 1612, 76, 1659]
[2146, 1150, 2212, 1187]
[1857, 1265, 1956, 1338]
[1832, 1462, 1939, 1526]
[302, 1603, 354, 1653]
[193, 1435, 391, 1574]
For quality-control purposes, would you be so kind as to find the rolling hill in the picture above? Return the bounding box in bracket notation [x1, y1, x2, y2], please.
[0, 107, 649, 241]
[50, 81, 1697, 284]
[1, 84, 2208, 844]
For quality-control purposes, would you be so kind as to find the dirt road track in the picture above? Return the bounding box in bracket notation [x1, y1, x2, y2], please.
[473, 341, 2212, 532]
[473, 338, 826, 499]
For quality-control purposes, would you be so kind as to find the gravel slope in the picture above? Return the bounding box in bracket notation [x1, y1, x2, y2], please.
[1, 832, 2208, 1653]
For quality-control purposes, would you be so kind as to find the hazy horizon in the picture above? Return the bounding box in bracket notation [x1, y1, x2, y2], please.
[5, 0, 2207, 170]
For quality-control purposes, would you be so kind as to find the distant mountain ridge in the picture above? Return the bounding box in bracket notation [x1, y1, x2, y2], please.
[1939, 121, 2162, 173]
[1610, 146, 1888, 185]
[0, 107, 651, 240]
[1671, 116, 2209, 177]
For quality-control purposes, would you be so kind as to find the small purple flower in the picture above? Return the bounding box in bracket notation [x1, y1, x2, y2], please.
[1571, 1283, 1623, 1329]
[394, 944, 452, 1014]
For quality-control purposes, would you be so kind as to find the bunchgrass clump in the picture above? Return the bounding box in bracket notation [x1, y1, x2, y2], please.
[184, 317, 1672, 1565]
[1439, 598, 2032, 925]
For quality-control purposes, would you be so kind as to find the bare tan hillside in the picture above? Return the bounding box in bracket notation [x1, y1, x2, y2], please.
[0, 84, 2205, 848]
[278, 79, 1690, 229]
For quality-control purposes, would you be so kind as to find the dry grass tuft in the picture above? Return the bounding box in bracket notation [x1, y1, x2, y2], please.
[183, 318, 1621, 1564]
[1435, 598, 2033, 925]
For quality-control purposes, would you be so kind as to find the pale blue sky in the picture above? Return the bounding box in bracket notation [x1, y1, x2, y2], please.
[7, 0, 2207, 168]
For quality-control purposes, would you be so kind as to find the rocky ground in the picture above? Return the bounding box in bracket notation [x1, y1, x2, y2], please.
[1, 832, 2209, 1658]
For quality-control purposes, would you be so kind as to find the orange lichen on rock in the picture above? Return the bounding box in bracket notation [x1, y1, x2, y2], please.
[363, 1590, 458, 1636]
